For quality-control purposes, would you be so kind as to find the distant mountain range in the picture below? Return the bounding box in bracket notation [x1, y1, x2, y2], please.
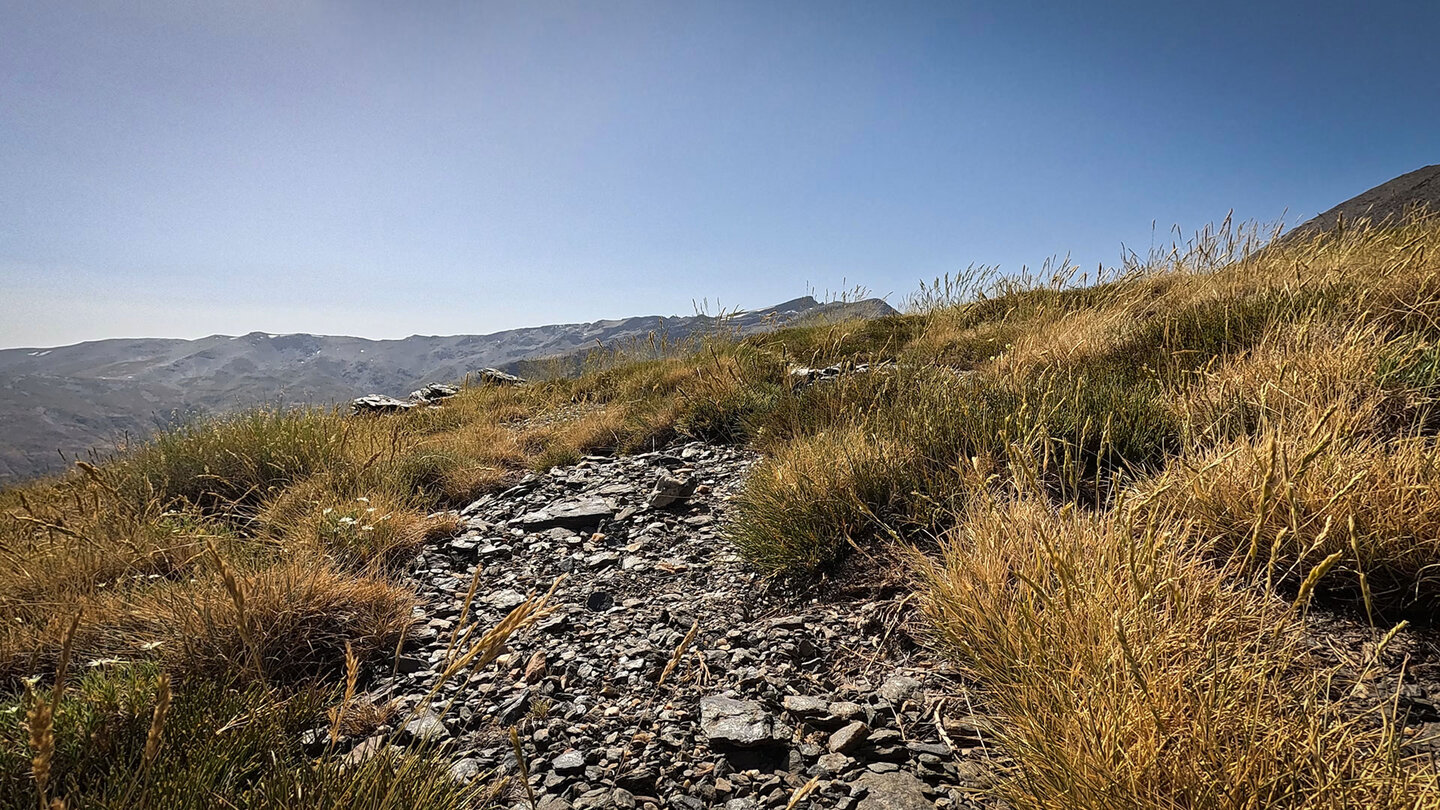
[0, 296, 895, 483]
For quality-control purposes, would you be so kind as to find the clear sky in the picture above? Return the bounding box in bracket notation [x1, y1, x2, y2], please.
[3, 1, 1437, 349]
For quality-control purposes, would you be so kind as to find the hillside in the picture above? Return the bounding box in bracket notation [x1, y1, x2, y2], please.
[0, 296, 893, 483]
[5, 207, 1440, 809]
[1290, 163, 1440, 234]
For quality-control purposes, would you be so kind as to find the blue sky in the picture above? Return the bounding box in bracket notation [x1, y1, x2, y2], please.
[2, 1, 1437, 348]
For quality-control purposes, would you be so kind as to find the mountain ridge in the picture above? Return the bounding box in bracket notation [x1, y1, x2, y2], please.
[1290, 164, 1440, 235]
[0, 296, 895, 483]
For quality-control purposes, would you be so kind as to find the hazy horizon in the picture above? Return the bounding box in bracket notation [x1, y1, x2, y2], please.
[0, 292, 846, 351]
[4, 1, 1438, 349]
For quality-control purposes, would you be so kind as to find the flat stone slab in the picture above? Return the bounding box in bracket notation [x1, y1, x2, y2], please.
[699, 695, 773, 748]
[516, 498, 615, 532]
[351, 394, 418, 414]
[855, 771, 933, 810]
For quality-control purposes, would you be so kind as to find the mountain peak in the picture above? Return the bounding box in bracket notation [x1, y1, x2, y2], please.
[1291, 164, 1440, 235]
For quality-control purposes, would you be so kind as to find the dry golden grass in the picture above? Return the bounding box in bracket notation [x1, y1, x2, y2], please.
[0, 340, 766, 684]
[919, 495, 1439, 810]
[736, 214, 1440, 807]
[731, 426, 913, 570]
[1144, 429, 1440, 616]
[8, 213, 1440, 807]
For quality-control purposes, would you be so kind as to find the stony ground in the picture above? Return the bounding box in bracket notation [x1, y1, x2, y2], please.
[346, 442, 1012, 810]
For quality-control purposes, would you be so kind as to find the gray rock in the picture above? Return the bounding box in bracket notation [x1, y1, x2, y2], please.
[460, 495, 494, 516]
[475, 367, 525, 386]
[341, 735, 387, 766]
[854, 771, 932, 810]
[585, 590, 615, 612]
[648, 473, 698, 509]
[587, 551, 621, 570]
[485, 589, 527, 611]
[551, 749, 586, 775]
[401, 710, 450, 745]
[877, 676, 923, 706]
[782, 695, 830, 718]
[816, 752, 853, 776]
[448, 757, 482, 784]
[350, 394, 418, 415]
[393, 655, 428, 674]
[829, 721, 870, 753]
[498, 689, 532, 724]
[410, 382, 460, 402]
[700, 695, 774, 748]
[517, 499, 615, 532]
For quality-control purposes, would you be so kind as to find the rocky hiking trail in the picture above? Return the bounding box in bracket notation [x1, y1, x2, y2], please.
[348, 442, 1012, 810]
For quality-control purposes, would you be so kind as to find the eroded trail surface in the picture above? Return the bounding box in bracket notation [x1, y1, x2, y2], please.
[362, 442, 1010, 810]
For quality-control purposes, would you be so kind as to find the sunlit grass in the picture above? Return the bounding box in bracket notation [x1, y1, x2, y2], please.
[6, 212, 1440, 806]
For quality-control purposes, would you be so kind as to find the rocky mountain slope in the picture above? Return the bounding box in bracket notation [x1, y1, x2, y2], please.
[0, 296, 894, 483]
[1290, 163, 1440, 235]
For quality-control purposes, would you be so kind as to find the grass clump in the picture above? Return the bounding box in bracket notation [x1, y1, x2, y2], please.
[1144, 429, 1440, 618]
[0, 664, 493, 810]
[919, 495, 1435, 810]
[732, 362, 1178, 572]
[110, 408, 351, 514]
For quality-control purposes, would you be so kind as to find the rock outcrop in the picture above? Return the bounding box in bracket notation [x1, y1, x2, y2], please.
[353, 379, 477, 414]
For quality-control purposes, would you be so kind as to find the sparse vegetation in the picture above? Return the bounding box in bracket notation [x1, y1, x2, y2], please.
[6, 212, 1440, 806]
